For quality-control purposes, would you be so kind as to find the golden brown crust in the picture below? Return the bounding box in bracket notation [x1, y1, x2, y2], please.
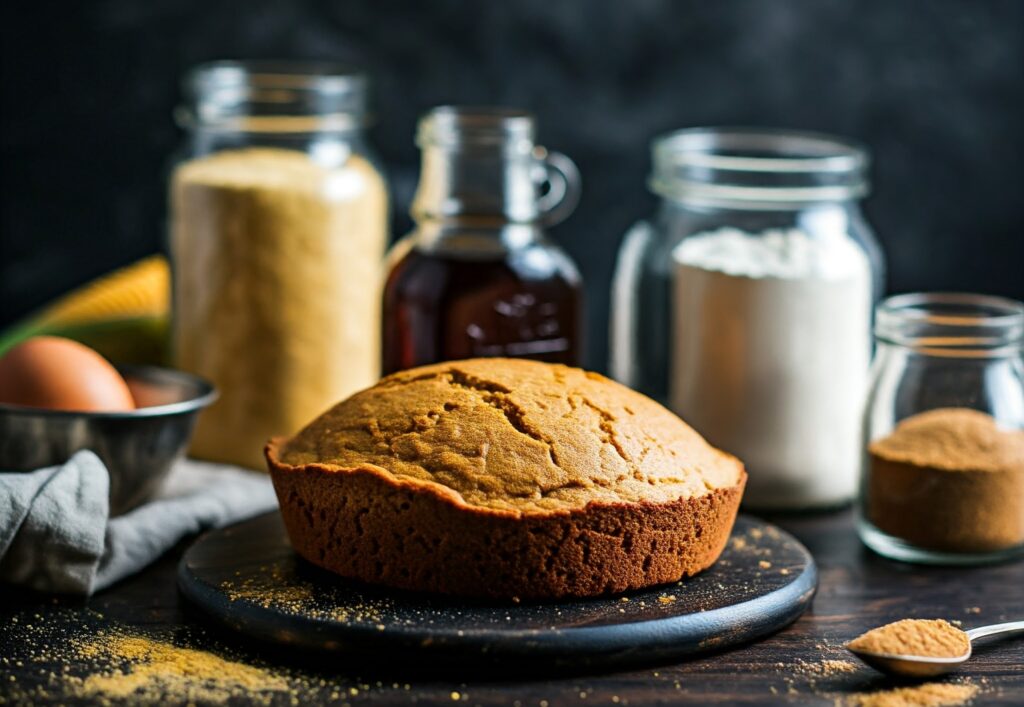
[278, 358, 744, 512]
[266, 439, 745, 599]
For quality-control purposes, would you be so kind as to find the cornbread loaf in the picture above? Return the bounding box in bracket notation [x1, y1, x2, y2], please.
[266, 358, 746, 599]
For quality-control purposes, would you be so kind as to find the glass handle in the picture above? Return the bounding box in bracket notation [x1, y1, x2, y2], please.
[535, 148, 581, 227]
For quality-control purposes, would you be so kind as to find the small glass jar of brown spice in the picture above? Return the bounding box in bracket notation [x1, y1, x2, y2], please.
[859, 293, 1024, 564]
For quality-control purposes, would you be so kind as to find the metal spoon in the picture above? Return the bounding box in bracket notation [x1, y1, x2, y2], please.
[847, 621, 1024, 678]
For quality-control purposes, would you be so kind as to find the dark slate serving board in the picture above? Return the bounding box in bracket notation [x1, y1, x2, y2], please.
[178, 512, 816, 671]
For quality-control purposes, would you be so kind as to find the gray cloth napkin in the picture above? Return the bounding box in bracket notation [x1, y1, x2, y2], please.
[0, 450, 277, 595]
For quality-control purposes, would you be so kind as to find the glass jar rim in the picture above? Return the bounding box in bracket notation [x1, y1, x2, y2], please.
[876, 292, 1024, 356]
[178, 60, 370, 133]
[649, 127, 870, 208]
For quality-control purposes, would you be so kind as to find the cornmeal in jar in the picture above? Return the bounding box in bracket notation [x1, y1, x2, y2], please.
[171, 147, 387, 469]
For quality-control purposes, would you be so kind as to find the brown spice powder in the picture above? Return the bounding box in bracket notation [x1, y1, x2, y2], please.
[809, 659, 859, 676]
[867, 408, 1024, 552]
[844, 682, 979, 707]
[847, 619, 969, 658]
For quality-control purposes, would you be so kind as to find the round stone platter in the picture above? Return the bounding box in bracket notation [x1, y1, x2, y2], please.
[178, 512, 816, 671]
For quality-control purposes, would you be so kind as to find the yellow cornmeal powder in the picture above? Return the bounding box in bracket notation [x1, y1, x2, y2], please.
[69, 633, 289, 704]
[219, 565, 389, 624]
[171, 147, 388, 469]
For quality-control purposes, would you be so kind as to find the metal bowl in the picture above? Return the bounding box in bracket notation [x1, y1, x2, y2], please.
[0, 365, 216, 514]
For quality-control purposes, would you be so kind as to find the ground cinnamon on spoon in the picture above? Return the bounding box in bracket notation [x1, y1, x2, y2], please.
[847, 619, 970, 658]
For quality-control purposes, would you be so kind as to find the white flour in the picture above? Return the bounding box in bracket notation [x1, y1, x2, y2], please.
[670, 227, 872, 509]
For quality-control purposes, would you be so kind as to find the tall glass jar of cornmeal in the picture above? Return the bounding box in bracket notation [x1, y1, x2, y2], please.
[170, 62, 388, 469]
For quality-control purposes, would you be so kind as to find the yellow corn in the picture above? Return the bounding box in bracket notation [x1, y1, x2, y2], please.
[35, 255, 170, 326]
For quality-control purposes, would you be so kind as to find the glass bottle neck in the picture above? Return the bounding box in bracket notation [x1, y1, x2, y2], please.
[409, 106, 580, 228]
[411, 142, 545, 225]
[412, 220, 544, 255]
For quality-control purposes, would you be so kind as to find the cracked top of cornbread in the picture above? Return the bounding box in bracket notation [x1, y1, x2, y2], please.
[278, 358, 744, 512]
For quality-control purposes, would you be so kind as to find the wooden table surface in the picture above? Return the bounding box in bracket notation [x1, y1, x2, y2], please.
[2, 508, 1022, 705]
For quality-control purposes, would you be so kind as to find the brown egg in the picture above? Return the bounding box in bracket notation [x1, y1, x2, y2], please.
[0, 336, 136, 412]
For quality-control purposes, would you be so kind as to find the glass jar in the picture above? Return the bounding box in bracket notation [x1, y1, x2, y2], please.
[169, 62, 388, 469]
[859, 293, 1024, 564]
[382, 106, 583, 374]
[611, 128, 884, 510]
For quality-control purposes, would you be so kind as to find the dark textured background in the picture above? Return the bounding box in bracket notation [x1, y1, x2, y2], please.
[2, 0, 1022, 370]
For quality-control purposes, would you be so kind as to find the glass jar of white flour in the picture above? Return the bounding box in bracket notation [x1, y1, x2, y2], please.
[610, 128, 884, 509]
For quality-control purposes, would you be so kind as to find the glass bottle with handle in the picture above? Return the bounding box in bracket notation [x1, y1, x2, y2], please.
[382, 106, 583, 374]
